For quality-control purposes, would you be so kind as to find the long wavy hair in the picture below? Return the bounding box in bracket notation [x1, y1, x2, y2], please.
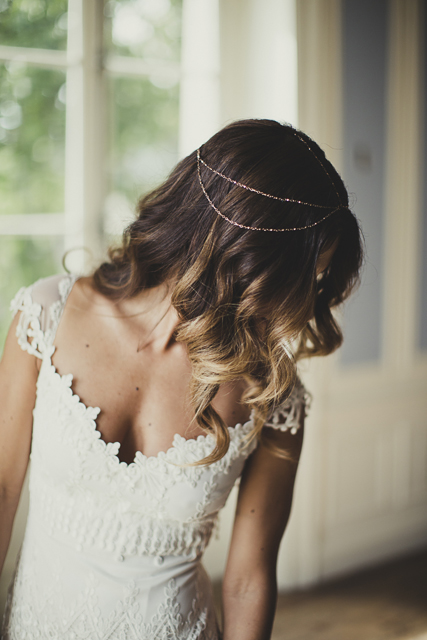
[93, 119, 363, 464]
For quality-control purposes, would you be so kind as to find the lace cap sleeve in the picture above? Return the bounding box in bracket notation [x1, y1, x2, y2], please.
[9, 274, 75, 359]
[263, 378, 311, 435]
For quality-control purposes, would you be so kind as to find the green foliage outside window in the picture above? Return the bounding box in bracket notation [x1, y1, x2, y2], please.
[105, 0, 182, 229]
[104, 0, 182, 62]
[0, 65, 66, 215]
[109, 76, 179, 206]
[0, 0, 68, 49]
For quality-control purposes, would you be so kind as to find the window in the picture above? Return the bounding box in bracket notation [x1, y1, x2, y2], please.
[0, 0, 182, 347]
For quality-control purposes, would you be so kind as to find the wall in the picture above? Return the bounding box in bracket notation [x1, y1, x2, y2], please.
[296, 0, 427, 585]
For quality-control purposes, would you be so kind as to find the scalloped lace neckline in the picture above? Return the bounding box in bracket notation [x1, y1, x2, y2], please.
[41, 356, 255, 469]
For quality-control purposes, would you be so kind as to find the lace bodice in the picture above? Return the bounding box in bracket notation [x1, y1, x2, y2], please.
[2, 274, 310, 640]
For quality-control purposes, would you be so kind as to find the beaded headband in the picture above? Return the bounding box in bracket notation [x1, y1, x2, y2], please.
[196, 132, 345, 232]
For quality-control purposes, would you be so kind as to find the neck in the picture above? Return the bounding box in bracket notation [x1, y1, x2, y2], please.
[119, 283, 180, 353]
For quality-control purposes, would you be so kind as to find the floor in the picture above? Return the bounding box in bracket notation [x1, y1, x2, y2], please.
[214, 549, 427, 640]
[272, 549, 427, 640]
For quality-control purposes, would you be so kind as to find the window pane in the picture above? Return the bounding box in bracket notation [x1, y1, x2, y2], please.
[0, 0, 68, 50]
[105, 75, 179, 235]
[0, 236, 64, 353]
[0, 64, 66, 215]
[104, 0, 182, 63]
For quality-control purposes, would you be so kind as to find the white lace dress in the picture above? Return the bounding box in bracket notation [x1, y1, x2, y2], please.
[1, 274, 308, 640]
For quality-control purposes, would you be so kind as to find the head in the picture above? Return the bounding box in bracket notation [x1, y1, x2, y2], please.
[94, 119, 363, 462]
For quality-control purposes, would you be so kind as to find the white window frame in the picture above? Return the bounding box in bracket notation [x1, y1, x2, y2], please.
[0, 0, 181, 272]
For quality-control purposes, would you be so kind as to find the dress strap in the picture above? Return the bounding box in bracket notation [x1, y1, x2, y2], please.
[49, 274, 77, 343]
[263, 378, 311, 435]
[10, 273, 77, 359]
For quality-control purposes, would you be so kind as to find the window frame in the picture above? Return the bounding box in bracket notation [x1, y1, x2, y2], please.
[0, 0, 182, 271]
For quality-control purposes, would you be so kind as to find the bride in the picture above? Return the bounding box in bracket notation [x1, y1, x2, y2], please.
[0, 119, 362, 639]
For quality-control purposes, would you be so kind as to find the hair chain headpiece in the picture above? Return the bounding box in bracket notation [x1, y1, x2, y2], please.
[196, 135, 344, 232]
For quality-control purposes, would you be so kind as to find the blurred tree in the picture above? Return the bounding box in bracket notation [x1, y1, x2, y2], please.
[104, 0, 182, 62]
[109, 76, 179, 206]
[105, 0, 181, 229]
[0, 0, 182, 354]
[0, 0, 68, 49]
[0, 65, 66, 215]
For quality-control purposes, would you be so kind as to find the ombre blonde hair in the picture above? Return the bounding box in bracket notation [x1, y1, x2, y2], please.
[93, 120, 363, 464]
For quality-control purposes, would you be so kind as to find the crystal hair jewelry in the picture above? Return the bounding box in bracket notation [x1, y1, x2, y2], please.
[196, 132, 345, 232]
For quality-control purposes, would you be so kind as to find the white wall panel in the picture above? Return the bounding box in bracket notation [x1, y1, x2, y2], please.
[326, 431, 383, 525]
[411, 425, 427, 500]
[322, 504, 427, 579]
[293, 0, 427, 589]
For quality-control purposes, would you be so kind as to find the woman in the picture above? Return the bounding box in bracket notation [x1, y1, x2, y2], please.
[0, 119, 362, 639]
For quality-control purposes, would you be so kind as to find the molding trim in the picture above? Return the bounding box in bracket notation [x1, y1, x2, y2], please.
[279, 0, 343, 589]
[296, 0, 343, 172]
[64, 0, 107, 271]
[383, 0, 423, 370]
[179, 0, 221, 157]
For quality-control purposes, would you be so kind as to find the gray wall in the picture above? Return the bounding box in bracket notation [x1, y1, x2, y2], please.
[340, 0, 388, 366]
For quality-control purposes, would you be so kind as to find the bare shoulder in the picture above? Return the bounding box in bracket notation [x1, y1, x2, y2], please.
[0, 312, 38, 497]
[213, 378, 251, 427]
[239, 420, 304, 514]
[239, 400, 305, 508]
[65, 276, 114, 315]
